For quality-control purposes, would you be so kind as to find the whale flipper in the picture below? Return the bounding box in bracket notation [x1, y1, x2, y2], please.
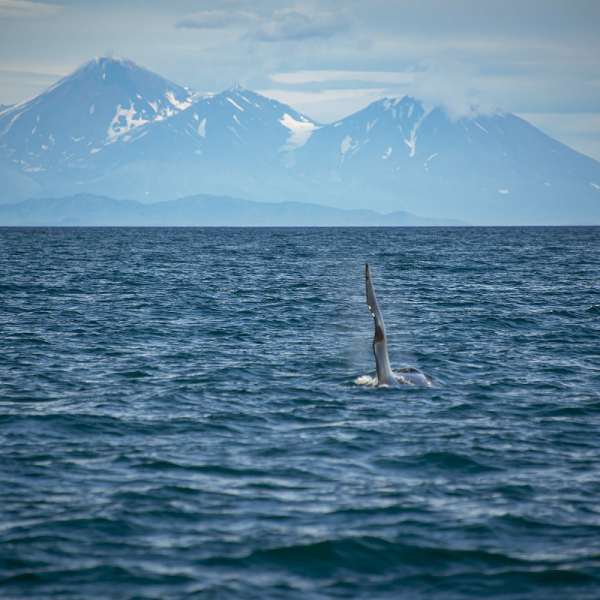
[365, 264, 432, 387]
[366, 264, 400, 387]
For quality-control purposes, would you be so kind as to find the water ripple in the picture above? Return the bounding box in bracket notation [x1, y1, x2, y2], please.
[0, 226, 599, 599]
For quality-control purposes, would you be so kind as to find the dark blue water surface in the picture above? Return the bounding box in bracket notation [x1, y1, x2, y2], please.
[1, 226, 600, 600]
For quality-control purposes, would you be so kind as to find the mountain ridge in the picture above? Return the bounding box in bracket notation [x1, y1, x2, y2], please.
[1, 57, 598, 225]
[0, 193, 468, 227]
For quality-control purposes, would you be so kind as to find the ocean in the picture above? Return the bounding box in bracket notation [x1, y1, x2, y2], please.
[1, 226, 599, 599]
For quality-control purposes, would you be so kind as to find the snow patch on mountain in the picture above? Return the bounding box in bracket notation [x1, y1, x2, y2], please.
[227, 126, 244, 142]
[165, 91, 193, 111]
[382, 97, 403, 111]
[227, 98, 244, 112]
[474, 121, 489, 134]
[2, 111, 23, 137]
[424, 152, 438, 170]
[341, 135, 353, 154]
[279, 113, 319, 150]
[106, 103, 149, 144]
[340, 135, 360, 163]
[403, 110, 429, 157]
[404, 136, 416, 157]
[198, 118, 206, 138]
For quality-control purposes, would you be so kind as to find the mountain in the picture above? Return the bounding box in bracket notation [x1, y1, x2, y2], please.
[0, 57, 196, 197]
[0, 193, 467, 227]
[1, 57, 599, 225]
[289, 96, 600, 223]
[61, 83, 322, 203]
[0, 58, 321, 205]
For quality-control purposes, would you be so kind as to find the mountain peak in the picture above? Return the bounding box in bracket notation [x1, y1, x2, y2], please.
[69, 56, 147, 80]
[91, 55, 130, 67]
[0, 55, 197, 172]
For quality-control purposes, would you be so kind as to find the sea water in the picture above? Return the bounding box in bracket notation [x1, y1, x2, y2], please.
[1, 226, 599, 599]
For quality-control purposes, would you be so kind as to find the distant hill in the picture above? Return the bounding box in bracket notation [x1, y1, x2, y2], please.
[0, 57, 599, 224]
[0, 193, 467, 227]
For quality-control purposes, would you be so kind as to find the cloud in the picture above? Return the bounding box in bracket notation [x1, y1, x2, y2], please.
[0, 63, 72, 76]
[175, 6, 355, 44]
[252, 8, 354, 42]
[176, 10, 260, 30]
[0, 0, 61, 18]
[409, 60, 489, 121]
[270, 70, 414, 85]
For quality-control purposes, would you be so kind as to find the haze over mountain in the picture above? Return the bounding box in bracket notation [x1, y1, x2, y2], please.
[1, 57, 598, 225]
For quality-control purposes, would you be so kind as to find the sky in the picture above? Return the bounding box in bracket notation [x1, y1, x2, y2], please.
[1, 0, 600, 160]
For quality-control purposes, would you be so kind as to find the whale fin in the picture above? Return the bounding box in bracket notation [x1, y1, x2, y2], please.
[366, 264, 399, 387]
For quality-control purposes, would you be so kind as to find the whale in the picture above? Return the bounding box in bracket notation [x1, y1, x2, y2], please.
[365, 263, 432, 387]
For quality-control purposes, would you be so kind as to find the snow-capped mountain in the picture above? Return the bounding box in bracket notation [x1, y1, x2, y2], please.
[1, 57, 599, 224]
[289, 96, 600, 223]
[0, 58, 196, 174]
[166, 85, 320, 158]
[0, 58, 321, 203]
[79, 84, 322, 202]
